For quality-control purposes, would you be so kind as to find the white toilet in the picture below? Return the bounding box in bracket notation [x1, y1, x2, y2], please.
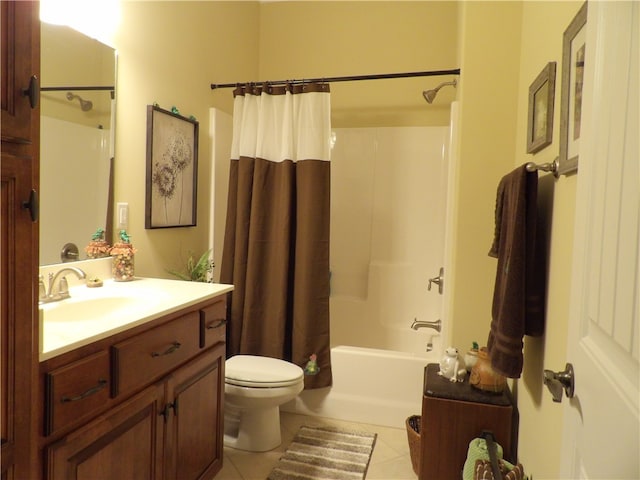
[224, 354, 304, 452]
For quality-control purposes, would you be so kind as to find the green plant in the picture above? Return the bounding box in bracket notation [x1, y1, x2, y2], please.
[167, 249, 214, 283]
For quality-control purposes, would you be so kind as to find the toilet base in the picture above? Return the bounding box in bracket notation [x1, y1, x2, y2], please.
[223, 404, 282, 452]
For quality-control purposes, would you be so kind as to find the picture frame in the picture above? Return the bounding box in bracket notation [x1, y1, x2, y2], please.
[527, 61, 557, 154]
[558, 2, 587, 175]
[145, 105, 199, 229]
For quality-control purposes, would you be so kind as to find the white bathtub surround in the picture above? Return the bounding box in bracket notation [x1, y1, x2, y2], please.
[40, 116, 111, 265]
[282, 346, 436, 428]
[329, 126, 449, 354]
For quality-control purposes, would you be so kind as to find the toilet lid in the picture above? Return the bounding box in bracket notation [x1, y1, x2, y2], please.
[225, 355, 304, 388]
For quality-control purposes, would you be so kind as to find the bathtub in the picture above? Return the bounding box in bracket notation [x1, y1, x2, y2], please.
[282, 345, 440, 428]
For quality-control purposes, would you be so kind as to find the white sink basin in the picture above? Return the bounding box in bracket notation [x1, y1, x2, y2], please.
[41, 296, 141, 323]
[40, 277, 233, 361]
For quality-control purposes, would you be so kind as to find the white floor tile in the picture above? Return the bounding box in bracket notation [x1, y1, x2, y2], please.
[217, 411, 416, 479]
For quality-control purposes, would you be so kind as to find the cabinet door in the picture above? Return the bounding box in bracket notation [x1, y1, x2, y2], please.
[1, 1, 40, 479]
[1, 0, 39, 143]
[165, 345, 225, 480]
[45, 383, 165, 480]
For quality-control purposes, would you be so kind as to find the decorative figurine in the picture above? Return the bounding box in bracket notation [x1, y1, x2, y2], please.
[303, 354, 320, 376]
[438, 347, 467, 382]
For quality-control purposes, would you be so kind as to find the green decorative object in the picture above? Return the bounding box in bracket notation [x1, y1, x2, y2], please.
[91, 227, 105, 241]
[119, 229, 131, 243]
[85, 228, 110, 259]
[171, 106, 180, 114]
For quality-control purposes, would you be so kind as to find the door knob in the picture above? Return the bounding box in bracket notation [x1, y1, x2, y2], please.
[543, 363, 575, 402]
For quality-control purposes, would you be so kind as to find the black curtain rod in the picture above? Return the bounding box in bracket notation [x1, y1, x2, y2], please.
[41, 86, 114, 92]
[210, 68, 460, 90]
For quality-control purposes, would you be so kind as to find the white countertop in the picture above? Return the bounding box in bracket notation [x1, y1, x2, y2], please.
[40, 277, 233, 361]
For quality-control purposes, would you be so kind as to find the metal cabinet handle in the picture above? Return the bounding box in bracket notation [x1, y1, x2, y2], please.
[151, 341, 181, 357]
[22, 75, 39, 109]
[206, 319, 227, 330]
[22, 189, 39, 222]
[61, 379, 107, 403]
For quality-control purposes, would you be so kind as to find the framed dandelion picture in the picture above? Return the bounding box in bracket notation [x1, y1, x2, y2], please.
[145, 105, 198, 228]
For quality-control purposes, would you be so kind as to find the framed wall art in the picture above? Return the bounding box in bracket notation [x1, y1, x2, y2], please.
[558, 2, 587, 175]
[527, 61, 557, 154]
[145, 105, 199, 229]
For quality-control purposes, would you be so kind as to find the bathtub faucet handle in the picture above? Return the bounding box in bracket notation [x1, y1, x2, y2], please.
[428, 267, 444, 295]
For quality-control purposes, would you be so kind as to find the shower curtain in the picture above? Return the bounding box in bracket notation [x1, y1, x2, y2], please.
[220, 83, 332, 389]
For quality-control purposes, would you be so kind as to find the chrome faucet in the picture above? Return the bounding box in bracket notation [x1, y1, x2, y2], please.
[39, 266, 86, 304]
[410, 318, 442, 333]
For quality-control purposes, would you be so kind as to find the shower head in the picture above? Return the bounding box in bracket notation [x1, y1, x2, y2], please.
[422, 79, 457, 104]
[66, 92, 93, 111]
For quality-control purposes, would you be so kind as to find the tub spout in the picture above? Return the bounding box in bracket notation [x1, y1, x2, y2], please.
[410, 318, 442, 333]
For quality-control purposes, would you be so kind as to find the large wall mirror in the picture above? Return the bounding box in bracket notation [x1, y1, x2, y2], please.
[40, 22, 116, 265]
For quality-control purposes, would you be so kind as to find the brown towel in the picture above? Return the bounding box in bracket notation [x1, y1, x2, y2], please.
[487, 165, 545, 378]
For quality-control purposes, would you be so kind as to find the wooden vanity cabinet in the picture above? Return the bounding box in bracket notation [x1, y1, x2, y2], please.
[39, 295, 228, 480]
[45, 382, 166, 479]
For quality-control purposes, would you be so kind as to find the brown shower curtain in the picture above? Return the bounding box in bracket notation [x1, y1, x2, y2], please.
[220, 83, 332, 389]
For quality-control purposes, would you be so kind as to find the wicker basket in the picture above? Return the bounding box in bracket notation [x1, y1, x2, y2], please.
[405, 415, 421, 475]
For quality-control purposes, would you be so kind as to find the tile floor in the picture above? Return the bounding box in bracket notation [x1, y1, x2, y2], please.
[216, 411, 418, 480]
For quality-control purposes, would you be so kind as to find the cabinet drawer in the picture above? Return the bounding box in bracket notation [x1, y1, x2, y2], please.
[112, 313, 200, 396]
[45, 350, 110, 436]
[200, 298, 227, 348]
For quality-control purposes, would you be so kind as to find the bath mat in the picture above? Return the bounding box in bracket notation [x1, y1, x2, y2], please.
[267, 425, 377, 480]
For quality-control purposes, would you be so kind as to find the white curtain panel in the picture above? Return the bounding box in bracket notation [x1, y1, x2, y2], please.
[231, 88, 331, 163]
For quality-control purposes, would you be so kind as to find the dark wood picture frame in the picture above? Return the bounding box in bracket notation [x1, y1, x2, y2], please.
[558, 2, 587, 175]
[145, 105, 199, 229]
[527, 61, 556, 154]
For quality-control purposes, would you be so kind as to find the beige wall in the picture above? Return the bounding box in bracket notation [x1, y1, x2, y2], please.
[111, 1, 260, 278]
[511, 2, 580, 476]
[106, 2, 583, 477]
[448, 2, 582, 477]
[259, 1, 459, 127]
[449, 0, 523, 352]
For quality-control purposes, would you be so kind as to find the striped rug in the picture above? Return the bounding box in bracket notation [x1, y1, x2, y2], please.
[268, 425, 377, 480]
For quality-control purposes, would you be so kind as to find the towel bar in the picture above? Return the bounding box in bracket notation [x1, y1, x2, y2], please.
[525, 157, 559, 177]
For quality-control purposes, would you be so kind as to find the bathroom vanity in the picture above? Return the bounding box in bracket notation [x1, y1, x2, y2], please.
[37, 277, 232, 480]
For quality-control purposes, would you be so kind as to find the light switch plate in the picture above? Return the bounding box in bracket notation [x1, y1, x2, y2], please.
[117, 202, 129, 229]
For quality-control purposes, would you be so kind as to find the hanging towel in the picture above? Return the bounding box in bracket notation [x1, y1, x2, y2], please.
[487, 164, 545, 378]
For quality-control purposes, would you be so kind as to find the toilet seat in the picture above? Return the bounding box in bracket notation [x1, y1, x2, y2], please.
[225, 355, 304, 388]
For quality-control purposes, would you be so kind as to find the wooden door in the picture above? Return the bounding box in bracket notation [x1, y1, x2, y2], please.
[560, 2, 639, 478]
[165, 345, 225, 480]
[45, 383, 166, 480]
[1, 1, 40, 479]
